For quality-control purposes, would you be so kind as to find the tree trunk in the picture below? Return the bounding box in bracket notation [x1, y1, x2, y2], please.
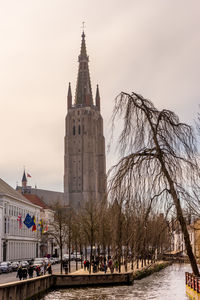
[75, 242, 78, 271]
[161, 160, 199, 276]
[171, 186, 199, 275]
[60, 243, 63, 274]
[90, 243, 93, 274]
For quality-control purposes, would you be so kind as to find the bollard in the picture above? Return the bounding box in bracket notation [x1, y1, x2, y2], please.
[188, 273, 191, 288]
[191, 275, 194, 290]
[194, 276, 197, 291]
[198, 278, 200, 293]
[185, 272, 188, 285]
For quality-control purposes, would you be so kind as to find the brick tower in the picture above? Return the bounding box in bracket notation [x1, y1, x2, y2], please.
[64, 32, 107, 209]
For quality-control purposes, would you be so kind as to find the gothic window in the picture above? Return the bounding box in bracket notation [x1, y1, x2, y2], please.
[78, 125, 81, 135]
[73, 126, 76, 135]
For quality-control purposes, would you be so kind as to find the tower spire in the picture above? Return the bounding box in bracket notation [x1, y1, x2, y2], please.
[95, 84, 100, 111]
[75, 32, 93, 107]
[22, 170, 27, 188]
[67, 82, 72, 109]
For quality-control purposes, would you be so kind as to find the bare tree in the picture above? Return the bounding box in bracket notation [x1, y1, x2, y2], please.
[47, 204, 68, 274]
[80, 198, 98, 274]
[109, 92, 200, 276]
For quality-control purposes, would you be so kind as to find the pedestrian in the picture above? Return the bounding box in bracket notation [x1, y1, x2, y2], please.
[47, 263, 52, 275]
[108, 258, 114, 273]
[63, 260, 68, 274]
[28, 266, 34, 278]
[22, 267, 28, 280]
[115, 260, 119, 272]
[40, 264, 44, 275]
[84, 259, 86, 271]
[35, 265, 41, 276]
[16, 266, 23, 280]
[86, 260, 90, 271]
[104, 263, 107, 274]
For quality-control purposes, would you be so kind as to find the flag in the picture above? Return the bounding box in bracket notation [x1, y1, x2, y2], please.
[27, 173, 31, 178]
[44, 224, 48, 233]
[17, 214, 22, 229]
[23, 213, 34, 229]
[38, 219, 44, 234]
[32, 216, 36, 232]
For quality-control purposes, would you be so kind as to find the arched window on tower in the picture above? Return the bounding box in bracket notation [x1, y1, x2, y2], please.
[73, 126, 76, 135]
[78, 125, 81, 135]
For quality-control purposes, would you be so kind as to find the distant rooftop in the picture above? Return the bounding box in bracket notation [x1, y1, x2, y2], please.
[0, 178, 38, 206]
[23, 194, 50, 209]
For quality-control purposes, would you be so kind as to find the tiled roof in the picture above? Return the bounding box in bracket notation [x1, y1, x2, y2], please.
[30, 188, 64, 207]
[0, 178, 32, 204]
[23, 194, 49, 209]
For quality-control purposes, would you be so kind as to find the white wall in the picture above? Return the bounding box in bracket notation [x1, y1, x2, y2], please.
[0, 203, 3, 261]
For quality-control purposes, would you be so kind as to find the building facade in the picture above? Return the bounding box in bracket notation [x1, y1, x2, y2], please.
[64, 32, 107, 209]
[0, 178, 41, 261]
[17, 172, 60, 258]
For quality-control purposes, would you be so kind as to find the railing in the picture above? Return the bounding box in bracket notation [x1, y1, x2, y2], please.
[185, 272, 200, 293]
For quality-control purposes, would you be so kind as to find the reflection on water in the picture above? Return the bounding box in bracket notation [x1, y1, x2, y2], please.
[42, 264, 191, 300]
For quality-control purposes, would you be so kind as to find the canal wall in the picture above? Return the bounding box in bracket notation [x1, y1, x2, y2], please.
[0, 261, 170, 300]
[0, 275, 53, 300]
[0, 272, 133, 300]
[54, 272, 133, 287]
[133, 261, 172, 280]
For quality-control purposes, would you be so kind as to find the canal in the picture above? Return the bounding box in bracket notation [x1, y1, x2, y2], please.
[42, 263, 191, 300]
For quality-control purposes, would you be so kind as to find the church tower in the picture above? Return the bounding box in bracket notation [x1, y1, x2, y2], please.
[64, 32, 107, 209]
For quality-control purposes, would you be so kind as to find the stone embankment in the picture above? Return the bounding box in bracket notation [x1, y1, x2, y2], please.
[133, 261, 172, 280]
[0, 261, 171, 300]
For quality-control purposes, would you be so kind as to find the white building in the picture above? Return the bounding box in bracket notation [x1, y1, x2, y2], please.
[172, 223, 195, 256]
[0, 178, 41, 261]
[23, 193, 55, 257]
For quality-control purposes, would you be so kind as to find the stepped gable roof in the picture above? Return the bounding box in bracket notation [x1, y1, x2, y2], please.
[0, 177, 34, 204]
[23, 194, 49, 209]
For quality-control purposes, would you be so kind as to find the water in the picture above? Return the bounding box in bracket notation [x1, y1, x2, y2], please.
[42, 264, 191, 300]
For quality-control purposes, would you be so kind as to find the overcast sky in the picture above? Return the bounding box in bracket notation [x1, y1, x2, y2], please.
[1, 0, 200, 192]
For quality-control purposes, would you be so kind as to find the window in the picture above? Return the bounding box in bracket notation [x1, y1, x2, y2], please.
[73, 126, 76, 135]
[4, 217, 7, 234]
[78, 125, 81, 135]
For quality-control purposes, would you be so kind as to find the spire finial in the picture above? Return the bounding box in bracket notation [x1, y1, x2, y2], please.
[82, 21, 85, 33]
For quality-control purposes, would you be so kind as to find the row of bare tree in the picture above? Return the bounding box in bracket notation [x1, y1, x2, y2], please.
[47, 196, 170, 274]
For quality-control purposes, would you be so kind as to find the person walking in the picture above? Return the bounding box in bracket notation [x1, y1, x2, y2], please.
[86, 260, 90, 271]
[35, 265, 41, 276]
[63, 260, 68, 274]
[40, 264, 44, 275]
[47, 263, 52, 275]
[28, 266, 34, 278]
[84, 259, 86, 271]
[16, 265, 23, 280]
[22, 267, 28, 280]
[104, 263, 107, 274]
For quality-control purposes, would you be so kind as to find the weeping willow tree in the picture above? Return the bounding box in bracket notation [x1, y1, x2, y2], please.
[109, 91, 200, 276]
